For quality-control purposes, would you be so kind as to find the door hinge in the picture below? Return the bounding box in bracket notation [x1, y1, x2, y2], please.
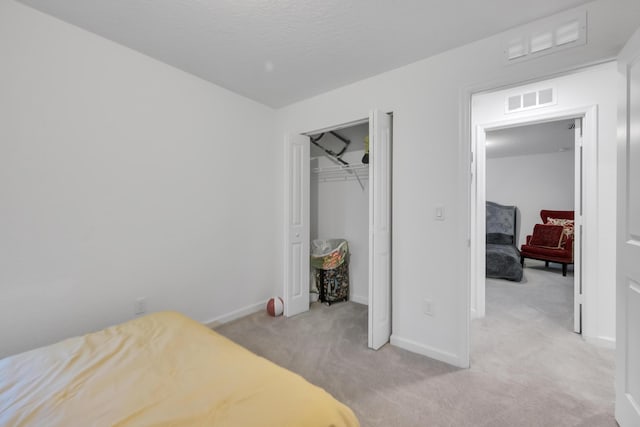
[470, 152, 474, 174]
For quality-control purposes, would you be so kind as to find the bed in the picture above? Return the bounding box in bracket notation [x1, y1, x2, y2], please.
[0, 311, 359, 427]
[486, 201, 523, 282]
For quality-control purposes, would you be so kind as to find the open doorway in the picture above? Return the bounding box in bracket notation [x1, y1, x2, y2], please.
[467, 101, 617, 418]
[468, 64, 621, 355]
[284, 111, 393, 350]
[483, 118, 579, 334]
[460, 56, 633, 425]
[472, 109, 588, 326]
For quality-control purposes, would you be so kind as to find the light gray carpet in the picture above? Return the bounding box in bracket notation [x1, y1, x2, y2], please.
[216, 262, 615, 427]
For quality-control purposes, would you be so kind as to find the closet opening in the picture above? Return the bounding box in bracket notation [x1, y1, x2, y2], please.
[310, 122, 370, 307]
[284, 111, 393, 350]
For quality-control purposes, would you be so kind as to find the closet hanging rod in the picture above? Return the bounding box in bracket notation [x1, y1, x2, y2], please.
[311, 163, 367, 190]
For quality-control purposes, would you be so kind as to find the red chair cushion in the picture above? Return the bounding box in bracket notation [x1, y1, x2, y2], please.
[521, 244, 570, 258]
[529, 224, 564, 248]
[546, 218, 574, 247]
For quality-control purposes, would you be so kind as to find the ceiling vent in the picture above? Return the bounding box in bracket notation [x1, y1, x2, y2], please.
[505, 88, 555, 113]
[504, 11, 586, 64]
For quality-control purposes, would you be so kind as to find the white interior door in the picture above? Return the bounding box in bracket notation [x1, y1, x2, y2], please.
[284, 134, 310, 317]
[573, 118, 583, 334]
[615, 26, 640, 427]
[368, 110, 392, 349]
[474, 127, 487, 319]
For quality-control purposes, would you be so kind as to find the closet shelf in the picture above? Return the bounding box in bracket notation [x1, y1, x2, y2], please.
[311, 164, 369, 182]
[312, 164, 369, 174]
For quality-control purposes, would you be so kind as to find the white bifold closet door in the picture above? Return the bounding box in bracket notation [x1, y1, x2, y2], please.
[368, 110, 392, 350]
[285, 110, 392, 352]
[284, 134, 310, 317]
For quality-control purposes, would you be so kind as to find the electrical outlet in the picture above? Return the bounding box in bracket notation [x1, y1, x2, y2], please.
[422, 299, 434, 316]
[134, 297, 147, 316]
[435, 205, 445, 221]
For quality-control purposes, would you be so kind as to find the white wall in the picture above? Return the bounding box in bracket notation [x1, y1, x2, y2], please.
[275, 2, 639, 366]
[473, 64, 618, 345]
[311, 124, 369, 303]
[487, 151, 575, 247]
[0, 1, 276, 358]
[2, 0, 634, 364]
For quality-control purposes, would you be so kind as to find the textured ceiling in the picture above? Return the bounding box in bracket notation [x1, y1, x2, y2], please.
[18, 0, 591, 107]
[486, 119, 575, 159]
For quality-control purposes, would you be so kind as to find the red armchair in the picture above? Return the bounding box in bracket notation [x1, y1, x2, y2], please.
[520, 210, 574, 276]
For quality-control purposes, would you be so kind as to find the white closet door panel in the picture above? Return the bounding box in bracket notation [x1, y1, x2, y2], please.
[615, 25, 640, 427]
[285, 134, 310, 317]
[368, 110, 392, 350]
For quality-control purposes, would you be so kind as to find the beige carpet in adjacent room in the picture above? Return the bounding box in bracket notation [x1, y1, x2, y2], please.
[217, 262, 614, 427]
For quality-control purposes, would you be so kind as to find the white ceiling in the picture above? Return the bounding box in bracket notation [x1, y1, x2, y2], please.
[18, 0, 591, 107]
[486, 119, 576, 159]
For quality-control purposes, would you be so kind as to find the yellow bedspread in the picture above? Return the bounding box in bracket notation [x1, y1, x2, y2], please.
[0, 312, 359, 427]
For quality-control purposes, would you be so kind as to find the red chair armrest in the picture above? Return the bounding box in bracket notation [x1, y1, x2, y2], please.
[565, 235, 574, 261]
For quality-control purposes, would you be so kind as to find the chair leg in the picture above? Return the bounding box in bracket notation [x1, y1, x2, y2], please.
[520, 255, 525, 267]
[545, 261, 549, 268]
[562, 263, 567, 276]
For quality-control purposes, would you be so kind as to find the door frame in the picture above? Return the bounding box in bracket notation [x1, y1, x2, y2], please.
[284, 119, 369, 317]
[470, 106, 595, 328]
[456, 60, 613, 368]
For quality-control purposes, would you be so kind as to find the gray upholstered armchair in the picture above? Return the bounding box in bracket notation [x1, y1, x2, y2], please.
[486, 201, 523, 282]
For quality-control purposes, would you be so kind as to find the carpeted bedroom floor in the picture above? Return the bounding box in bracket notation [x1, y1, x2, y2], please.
[216, 261, 615, 427]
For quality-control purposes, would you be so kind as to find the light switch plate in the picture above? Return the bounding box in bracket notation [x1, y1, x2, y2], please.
[422, 299, 434, 316]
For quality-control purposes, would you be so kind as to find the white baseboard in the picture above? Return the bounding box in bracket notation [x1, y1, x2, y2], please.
[350, 294, 368, 305]
[584, 334, 616, 349]
[390, 334, 466, 368]
[203, 300, 266, 329]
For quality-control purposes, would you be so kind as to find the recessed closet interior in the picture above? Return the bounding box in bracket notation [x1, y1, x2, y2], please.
[310, 122, 370, 305]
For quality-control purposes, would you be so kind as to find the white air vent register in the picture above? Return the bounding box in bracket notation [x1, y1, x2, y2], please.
[504, 11, 586, 63]
[505, 88, 555, 113]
